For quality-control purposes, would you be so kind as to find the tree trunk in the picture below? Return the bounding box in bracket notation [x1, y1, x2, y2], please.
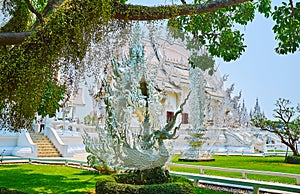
[0, 32, 32, 45]
[288, 143, 299, 156]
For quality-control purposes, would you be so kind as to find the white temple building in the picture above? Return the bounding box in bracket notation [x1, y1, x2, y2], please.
[54, 37, 283, 155]
[0, 35, 289, 158]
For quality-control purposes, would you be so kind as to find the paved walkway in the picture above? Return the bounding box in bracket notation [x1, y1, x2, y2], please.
[63, 152, 89, 162]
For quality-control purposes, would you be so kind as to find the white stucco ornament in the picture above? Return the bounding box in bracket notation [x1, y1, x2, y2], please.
[83, 26, 190, 171]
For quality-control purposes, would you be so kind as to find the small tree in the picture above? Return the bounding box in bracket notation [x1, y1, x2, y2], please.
[251, 98, 300, 156]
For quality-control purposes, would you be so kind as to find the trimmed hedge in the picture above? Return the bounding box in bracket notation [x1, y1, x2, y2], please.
[96, 174, 194, 194]
[285, 156, 300, 164]
[0, 188, 27, 194]
[114, 167, 171, 185]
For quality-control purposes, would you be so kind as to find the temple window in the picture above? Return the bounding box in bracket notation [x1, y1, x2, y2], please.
[182, 113, 189, 124]
[166, 111, 174, 122]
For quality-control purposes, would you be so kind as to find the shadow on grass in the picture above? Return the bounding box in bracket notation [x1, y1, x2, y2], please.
[0, 164, 100, 193]
[0, 164, 235, 194]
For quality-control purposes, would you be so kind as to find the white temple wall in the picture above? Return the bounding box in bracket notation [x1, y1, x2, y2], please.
[0, 136, 17, 155]
[0, 132, 37, 157]
[72, 85, 94, 123]
[165, 92, 177, 111]
[55, 80, 95, 124]
[12, 132, 38, 157]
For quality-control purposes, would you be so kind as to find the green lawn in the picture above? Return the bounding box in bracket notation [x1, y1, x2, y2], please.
[0, 164, 99, 193]
[172, 155, 300, 184]
[0, 164, 229, 193]
[2, 156, 297, 193]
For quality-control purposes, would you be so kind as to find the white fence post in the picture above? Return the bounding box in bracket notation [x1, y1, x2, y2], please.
[242, 172, 247, 179]
[200, 168, 204, 174]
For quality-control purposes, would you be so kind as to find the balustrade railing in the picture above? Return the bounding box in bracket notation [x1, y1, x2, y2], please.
[0, 157, 93, 171]
[166, 163, 300, 185]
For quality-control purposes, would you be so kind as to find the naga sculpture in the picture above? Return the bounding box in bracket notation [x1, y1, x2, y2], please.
[83, 27, 190, 172]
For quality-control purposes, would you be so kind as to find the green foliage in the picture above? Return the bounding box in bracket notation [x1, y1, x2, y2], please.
[0, 0, 116, 130]
[0, 0, 30, 32]
[250, 113, 268, 128]
[1, 0, 300, 131]
[120, 0, 128, 4]
[272, 2, 300, 54]
[0, 0, 31, 56]
[115, 167, 171, 185]
[257, 0, 272, 17]
[168, 2, 257, 63]
[138, 181, 194, 194]
[37, 80, 65, 117]
[189, 54, 215, 75]
[251, 98, 300, 156]
[208, 29, 245, 62]
[0, 188, 26, 194]
[96, 173, 194, 194]
[169, 0, 299, 64]
[30, 0, 48, 13]
[194, 187, 230, 194]
[285, 155, 300, 164]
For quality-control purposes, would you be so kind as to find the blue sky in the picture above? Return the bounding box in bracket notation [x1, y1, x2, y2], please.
[128, 0, 299, 119]
[216, 4, 299, 119]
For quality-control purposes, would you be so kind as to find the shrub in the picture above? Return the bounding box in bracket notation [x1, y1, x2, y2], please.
[0, 188, 27, 194]
[114, 167, 171, 185]
[95, 174, 194, 194]
[95, 176, 140, 194]
[171, 175, 194, 186]
[285, 156, 300, 164]
[138, 181, 193, 194]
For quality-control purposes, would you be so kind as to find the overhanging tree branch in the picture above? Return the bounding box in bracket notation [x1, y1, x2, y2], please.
[0, 0, 252, 45]
[32, 0, 63, 29]
[42, 0, 62, 17]
[180, 0, 187, 5]
[113, 0, 252, 20]
[24, 0, 43, 24]
[0, 32, 32, 45]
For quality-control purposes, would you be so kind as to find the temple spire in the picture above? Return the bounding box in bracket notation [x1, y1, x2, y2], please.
[250, 98, 265, 119]
[240, 99, 250, 126]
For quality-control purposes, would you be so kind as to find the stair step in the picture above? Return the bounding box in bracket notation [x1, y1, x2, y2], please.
[30, 133, 62, 158]
[38, 145, 56, 148]
[38, 154, 62, 157]
[38, 149, 58, 152]
[38, 154, 61, 156]
[38, 151, 59, 154]
[33, 141, 51, 144]
[35, 142, 53, 145]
